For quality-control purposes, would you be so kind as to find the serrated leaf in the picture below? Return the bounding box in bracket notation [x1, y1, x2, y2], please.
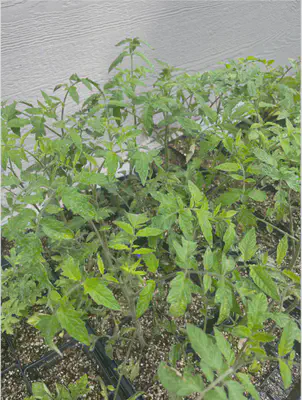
[75, 170, 108, 186]
[215, 163, 241, 172]
[167, 272, 194, 317]
[60, 256, 81, 281]
[214, 328, 235, 366]
[142, 253, 159, 273]
[254, 148, 277, 167]
[114, 221, 134, 235]
[41, 218, 74, 240]
[56, 303, 90, 345]
[203, 275, 212, 293]
[106, 151, 119, 180]
[247, 292, 268, 330]
[133, 248, 154, 255]
[248, 189, 267, 202]
[237, 373, 260, 400]
[61, 187, 97, 221]
[136, 227, 163, 237]
[134, 51, 153, 68]
[204, 387, 228, 400]
[126, 212, 149, 228]
[226, 381, 246, 400]
[277, 235, 288, 266]
[223, 224, 236, 253]
[278, 321, 300, 356]
[196, 209, 213, 247]
[279, 360, 292, 389]
[83, 278, 120, 310]
[158, 362, 204, 396]
[239, 228, 257, 261]
[187, 324, 223, 371]
[215, 286, 233, 324]
[188, 180, 205, 208]
[232, 325, 251, 338]
[250, 266, 279, 301]
[252, 332, 275, 342]
[136, 280, 155, 318]
[70, 131, 82, 150]
[177, 117, 202, 135]
[69, 86, 80, 104]
[134, 151, 149, 186]
[97, 254, 104, 274]
[282, 269, 300, 284]
[28, 314, 61, 353]
[108, 51, 128, 73]
[7, 118, 30, 128]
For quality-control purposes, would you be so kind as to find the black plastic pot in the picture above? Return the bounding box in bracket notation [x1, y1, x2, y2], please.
[1, 258, 144, 400]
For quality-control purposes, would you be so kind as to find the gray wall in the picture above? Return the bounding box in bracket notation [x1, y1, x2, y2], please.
[2, 0, 301, 105]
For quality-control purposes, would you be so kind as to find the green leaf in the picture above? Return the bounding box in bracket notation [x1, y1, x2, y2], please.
[187, 324, 223, 371]
[214, 328, 235, 366]
[108, 51, 128, 73]
[282, 269, 300, 284]
[188, 180, 205, 208]
[247, 293, 268, 330]
[56, 303, 90, 345]
[250, 266, 279, 301]
[204, 387, 227, 400]
[158, 362, 204, 396]
[114, 221, 134, 235]
[69, 86, 80, 104]
[215, 163, 241, 172]
[97, 254, 105, 274]
[167, 272, 195, 317]
[61, 187, 97, 221]
[28, 313, 61, 353]
[254, 148, 277, 167]
[196, 209, 213, 247]
[70, 131, 82, 150]
[223, 224, 236, 253]
[232, 326, 251, 338]
[133, 151, 150, 186]
[203, 275, 212, 293]
[7, 118, 30, 128]
[277, 235, 288, 266]
[252, 332, 275, 342]
[136, 280, 155, 318]
[106, 151, 119, 180]
[278, 321, 300, 356]
[133, 248, 154, 255]
[178, 208, 194, 239]
[75, 170, 108, 186]
[215, 286, 233, 324]
[41, 218, 74, 240]
[134, 51, 153, 68]
[279, 360, 292, 389]
[60, 256, 81, 281]
[126, 213, 149, 228]
[238, 228, 257, 261]
[83, 278, 120, 311]
[30, 382, 52, 398]
[226, 381, 246, 400]
[248, 189, 267, 202]
[142, 253, 159, 273]
[136, 227, 163, 237]
[177, 117, 202, 135]
[237, 372, 260, 400]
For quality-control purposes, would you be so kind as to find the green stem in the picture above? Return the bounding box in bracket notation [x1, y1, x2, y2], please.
[196, 368, 234, 399]
[89, 221, 113, 268]
[256, 217, 299, 242]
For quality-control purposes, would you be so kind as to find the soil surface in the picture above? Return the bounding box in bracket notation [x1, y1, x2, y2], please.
[26, 344, 105, 400]
[1, 367, 28, 400]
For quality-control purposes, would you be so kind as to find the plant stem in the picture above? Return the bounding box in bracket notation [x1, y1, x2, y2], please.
[289, 239, 301, 269]
[113, 331, 137, 400]
[196, 368, 234, 399]
[288, 189, 296, 253]
[89, 221, 113, 268]
[256, 217, 299, 242]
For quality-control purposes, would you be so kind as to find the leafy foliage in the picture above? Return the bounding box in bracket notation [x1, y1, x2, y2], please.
[1, 38, 300, 398]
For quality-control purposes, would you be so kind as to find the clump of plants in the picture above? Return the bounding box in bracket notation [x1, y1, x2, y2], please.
[1, 37, 300, 399]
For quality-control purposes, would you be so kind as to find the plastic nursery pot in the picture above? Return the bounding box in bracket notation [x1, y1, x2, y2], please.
[1, 257, 143, 400]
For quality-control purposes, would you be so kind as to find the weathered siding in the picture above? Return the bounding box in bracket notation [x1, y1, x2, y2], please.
[2, 0, 300, 104]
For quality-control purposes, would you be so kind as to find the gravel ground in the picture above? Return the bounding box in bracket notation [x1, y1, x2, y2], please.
[1, 367, 28, 400]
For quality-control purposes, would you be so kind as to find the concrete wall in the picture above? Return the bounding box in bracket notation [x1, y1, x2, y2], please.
[2, 0, 301, 105]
